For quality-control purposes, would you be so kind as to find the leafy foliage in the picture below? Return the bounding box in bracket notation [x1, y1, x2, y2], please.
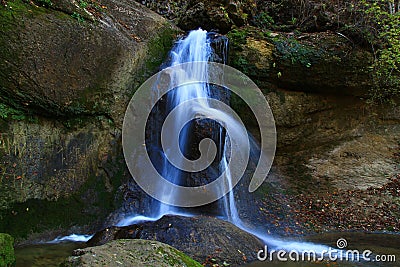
[71, 11, 85, 22]
[359, 0, 400, 102]
[0, 234, 15, 267]
[79, 0, 88, 9]
[0, 103, 26, 121]
[252, 12, 274, 29]
[273, 36, 318, 67]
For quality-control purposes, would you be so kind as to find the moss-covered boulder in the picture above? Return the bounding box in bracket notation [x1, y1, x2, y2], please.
[62, 239, 202, 267]
[0, 233, 15, 267]
[0, 0, 178, 122]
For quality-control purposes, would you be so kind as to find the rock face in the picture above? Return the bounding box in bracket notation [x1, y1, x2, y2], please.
[266, 90, 400, 192]
[88, 215, 264, 266]
[135, 0, 256, 33]
[62, 239, 202, 267]
[0, 0, 178, 121]
[0, 233, 15, 267]
[228, 27, 373, 96]
[0, 0, 178, 240]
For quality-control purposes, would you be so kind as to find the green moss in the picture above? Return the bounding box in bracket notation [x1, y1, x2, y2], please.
[227, 27, 272, 78]
[227, 28, 249, 48]
[156, 247, 202, 267]
[145, 25, 179, 75]
[171, 249, 202, 267]
[252, 12, 274, 29]
[0, 233, 16, 267]
[271, 36, 321, 68]
[1, 0, 51, 17]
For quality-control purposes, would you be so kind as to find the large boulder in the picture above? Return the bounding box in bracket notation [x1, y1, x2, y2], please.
[0, 0, 178, 240]
[0, 0, 178, 122]
[62, 239, 202, 267]
[88, 215, 264, 266]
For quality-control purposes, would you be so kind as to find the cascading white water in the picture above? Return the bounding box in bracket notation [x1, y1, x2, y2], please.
[118, 29, 241, 223]
[157, 29, 212, 216]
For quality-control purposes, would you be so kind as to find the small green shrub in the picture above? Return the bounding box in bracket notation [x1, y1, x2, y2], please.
[0, 103, 26, 121]
[252, 12, 274, 29]
[79, 0, 88, 9]
[273, 36, 319, 67]
[71, 12, 85, 22]
[0, 233, 16, 267]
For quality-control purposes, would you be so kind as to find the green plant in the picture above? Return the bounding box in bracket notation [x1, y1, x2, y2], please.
[252, 12, 274, 29]
[219, 6, 231, 22]
[71, 12, 85, 22]
[0, 233, 15, 267]
[227, 28, 249, 47]
[359, 0, 400, 102]
[273, 36, 319, 67]
[0, 103, 26, 121]
[79, 0, 88, 9]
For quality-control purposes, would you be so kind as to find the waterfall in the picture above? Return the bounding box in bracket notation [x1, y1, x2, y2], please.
[53, 29, 334, 257]
[118, 29, 334, 258]
[117, 29, 244, 224]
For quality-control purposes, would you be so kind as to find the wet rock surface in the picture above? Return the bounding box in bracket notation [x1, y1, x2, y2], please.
[88, 215, 264, 266]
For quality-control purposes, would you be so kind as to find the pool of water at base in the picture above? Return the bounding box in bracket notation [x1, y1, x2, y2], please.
[14, 232, 399, 267]
[15, 242, 84, 267]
